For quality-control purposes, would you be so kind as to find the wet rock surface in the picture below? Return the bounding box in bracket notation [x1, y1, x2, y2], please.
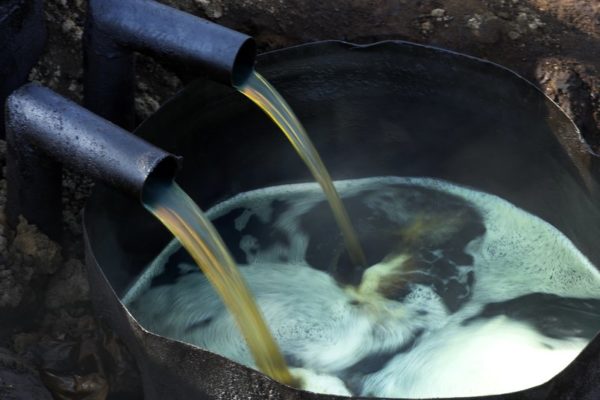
[1, 0, 599, 398]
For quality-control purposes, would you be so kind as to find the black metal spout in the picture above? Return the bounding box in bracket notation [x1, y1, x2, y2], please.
[84, 0, 256, 129]
[5, 83, 181, 239]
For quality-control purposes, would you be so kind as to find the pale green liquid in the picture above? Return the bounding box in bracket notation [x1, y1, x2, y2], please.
[134, 177, 600, 397]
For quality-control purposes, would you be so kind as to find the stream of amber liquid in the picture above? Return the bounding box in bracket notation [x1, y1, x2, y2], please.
[143, 180, 296, 386]
[237, 70, 367, 268]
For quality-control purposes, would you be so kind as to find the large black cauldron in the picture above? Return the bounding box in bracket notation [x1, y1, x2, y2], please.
[83, 41, 600, 399]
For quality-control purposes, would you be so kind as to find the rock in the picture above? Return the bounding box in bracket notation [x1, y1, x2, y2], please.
[528, 17, 545, 30]
[12, 333, 41, 354]
[11, 217, 62, 276]
[477, 16, 503, 44]
[508, 30, 521, 39]
[0, 269, 24, 309]
[467, 14, 503, 44]
[61, 19, 76, 34]
[194, 0, 224, 19]
[40, 371, 109, 400]
[134, 95, 161, 121]
[0, 217, 62, 310]
[45, 259, 90, 309]
[0, 348, 52, 400]
[420, 20, 434, 34]
[466, 14, 483, 30]
[517, 12, 529, 23]
[22, 327, 142, 400]
[536, 59, 600, 151]
[431, 8, 446, 18]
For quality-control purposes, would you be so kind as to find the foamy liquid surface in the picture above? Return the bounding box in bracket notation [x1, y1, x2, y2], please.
[124, 177, 600, 398]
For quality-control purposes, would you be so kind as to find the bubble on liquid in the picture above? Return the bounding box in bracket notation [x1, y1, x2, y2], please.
[124, 177, 600, 398]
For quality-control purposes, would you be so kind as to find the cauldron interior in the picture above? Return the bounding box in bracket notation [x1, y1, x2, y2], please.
[84, 41, 600, 399]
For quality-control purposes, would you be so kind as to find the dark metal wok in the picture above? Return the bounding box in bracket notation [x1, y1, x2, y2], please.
[83, 41, 600, 400]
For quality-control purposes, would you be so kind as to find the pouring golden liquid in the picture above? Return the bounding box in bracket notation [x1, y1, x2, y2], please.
[236, 71, 367, 268]
[143, 180, 297, 386]
[142, 70, 371, 388]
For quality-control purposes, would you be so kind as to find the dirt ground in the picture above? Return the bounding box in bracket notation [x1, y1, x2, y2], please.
[1, 0, 599, 398]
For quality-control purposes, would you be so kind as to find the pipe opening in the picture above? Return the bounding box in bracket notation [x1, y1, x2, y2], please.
[231, 38, 257, 87]
[140, 155, 182, 202]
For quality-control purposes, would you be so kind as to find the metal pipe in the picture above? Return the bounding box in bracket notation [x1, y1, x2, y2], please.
[84, 0, 256, 129]
[5, 83, 181, 239]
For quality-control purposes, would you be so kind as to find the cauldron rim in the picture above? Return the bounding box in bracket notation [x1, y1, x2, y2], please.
[156, 38, 596, 160]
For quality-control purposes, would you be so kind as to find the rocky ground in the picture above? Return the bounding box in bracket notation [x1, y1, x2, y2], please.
[0, 0, 599, 398]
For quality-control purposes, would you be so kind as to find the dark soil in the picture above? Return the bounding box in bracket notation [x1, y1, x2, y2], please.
[1, 0, 599, 398]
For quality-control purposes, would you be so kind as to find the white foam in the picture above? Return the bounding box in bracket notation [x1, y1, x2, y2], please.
[291, 367, 352, 396]
[362, 316, 587, 398]
[125, 176, 600, 398]
[129, 261, 432, 374]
